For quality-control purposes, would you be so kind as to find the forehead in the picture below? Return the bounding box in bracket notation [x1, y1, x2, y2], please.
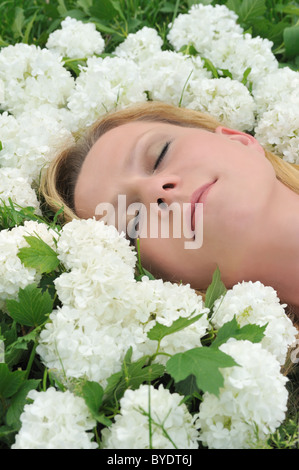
[74, 121, 161, 218]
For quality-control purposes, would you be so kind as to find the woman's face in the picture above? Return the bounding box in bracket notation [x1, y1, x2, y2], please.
[74, 120, 277, 289]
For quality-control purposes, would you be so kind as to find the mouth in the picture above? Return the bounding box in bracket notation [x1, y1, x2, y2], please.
[190, 180, 217, 232]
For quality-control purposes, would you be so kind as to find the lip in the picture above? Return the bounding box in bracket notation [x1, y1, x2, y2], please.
[190, 180, 217, 231]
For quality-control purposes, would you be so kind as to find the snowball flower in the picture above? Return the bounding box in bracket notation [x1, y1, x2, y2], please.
[204, 33, 278, 88]
[134, 277, 210, 363]
[197, 339, 288, 449]
[168, 4, 277, 88]
[114, 26, 163, 62]
[101, 384, 200, 449]
[56, 218, 137, 273]
[0, 221, 58, 310]
[211, 281, 297, 364]
[254, 97, 299, 164]
[12, 388, 97, 449]
[38, 263, 209, 385]
[37, 303, 149, 385]
[187, 77, 256, 131]
[0, 78, 4, 103]
[38, 218, 209, 385]
[0, 43, 75, 115]
[138, 50, 211, 107]
[252, 67, 299, 117]
[66, 56, 147, 131]
[168, 3, 243, 53]
[0, 108, 74, 183]
[0, 167, 41, 214]
[46, 16, 105, 59]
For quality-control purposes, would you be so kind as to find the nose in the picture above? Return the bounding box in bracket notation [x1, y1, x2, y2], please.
[137, 175, 182, 208]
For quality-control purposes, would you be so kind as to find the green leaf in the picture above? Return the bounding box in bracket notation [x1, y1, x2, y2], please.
[6, 284, 53, 328]
[204, 267, 227, 311]
[284, 25, 299, 59]
[103, 348, 165, 405]
[0, 364, 25, 399]
[81, 381, 111, 426]
[179, 44, 199, 56]
[147, 313, 204, 343]
[275, 5, 299, 16]
[211, 316, 267, 350]
[6, 379, 40, 428]
[89, 0, 117, 21]
[18, 235, 59, 274]
[81, 381, 104, 416]
[166, 347, 238, 396]
[12, 6, 25, 39]
[174, 374, 202, 397]
[201, 57, 219, 78]
[76, 0, 93, 15]
[227, 0, 266, 24]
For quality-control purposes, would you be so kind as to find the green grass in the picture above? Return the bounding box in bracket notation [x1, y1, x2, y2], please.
[0, 0, 298, 67]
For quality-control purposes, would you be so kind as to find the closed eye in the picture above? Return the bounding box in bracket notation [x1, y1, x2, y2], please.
[153, 141, 171, 171]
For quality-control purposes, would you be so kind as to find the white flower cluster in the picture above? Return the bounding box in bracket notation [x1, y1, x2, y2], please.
[66, 56, 147, 131]
[167, 4, 243, 53]
[0, 109, 74, 183]
[187, 77, 256, 131]
[46, 16, 105, 59]
[252, 67, 299, 163]
[112, 21, 256, 131]
[114, 26, 163, 62]
[197, 339, 289, 449]
[0, 167, 41, 214]
[0, 221, 58, 310]
[168, 4, 278, 87]
[0, 43, 74, 116]
[37, 218, 209, 385]
[12, 388, 97, 449]
[211, 281, 298, 365]
[101, 384, 199, 449]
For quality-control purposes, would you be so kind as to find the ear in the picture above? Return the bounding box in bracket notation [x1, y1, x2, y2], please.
[215, 126, 264, 155]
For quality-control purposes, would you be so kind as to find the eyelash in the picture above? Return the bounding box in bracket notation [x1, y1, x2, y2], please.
[153, 141, 171, 171]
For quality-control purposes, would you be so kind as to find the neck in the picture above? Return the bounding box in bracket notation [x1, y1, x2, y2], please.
[236, 180, 299, 316]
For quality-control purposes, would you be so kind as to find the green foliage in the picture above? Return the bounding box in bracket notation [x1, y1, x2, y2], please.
[18, 235, 60, 274]
[6, 284, 54, 328]
[1, 0, 297, 68]
[147, 313, 205, 343]
[204, 266, 227, 311]
[164, 316, 266, 396]
[166, 346, 239, 396]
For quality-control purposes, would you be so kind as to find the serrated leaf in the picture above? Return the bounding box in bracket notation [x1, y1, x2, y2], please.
[211, 316, 267, 350]
[147, 313, 204, 343]
[6, 284, 53, 327]
[166, 347, 238, 396]
[205, 267, 227, 311]
[18, 235, 59, 274]
[0, 364, 25, 399]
